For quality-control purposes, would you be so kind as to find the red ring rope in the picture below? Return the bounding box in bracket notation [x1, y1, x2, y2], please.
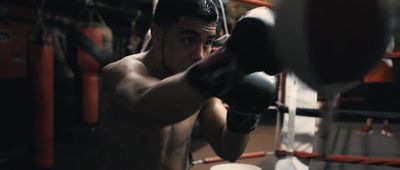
[275, 150, 400, 167]
[385, 51, 400, 58]
[232, 0, 274, 8]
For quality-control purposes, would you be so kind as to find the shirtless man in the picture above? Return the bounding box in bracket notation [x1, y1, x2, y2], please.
[101, 1, 278, 169]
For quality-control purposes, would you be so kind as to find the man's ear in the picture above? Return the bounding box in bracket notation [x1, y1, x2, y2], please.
[151, 24, 163, 49]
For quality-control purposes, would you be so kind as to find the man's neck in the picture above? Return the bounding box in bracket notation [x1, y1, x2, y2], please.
[143, 48, 171, 79]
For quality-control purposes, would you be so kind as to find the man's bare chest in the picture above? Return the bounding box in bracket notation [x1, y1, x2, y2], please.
[138, 114, 197, 150]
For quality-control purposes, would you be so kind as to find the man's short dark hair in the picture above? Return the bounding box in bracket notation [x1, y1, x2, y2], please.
[153, 0, 218, 29]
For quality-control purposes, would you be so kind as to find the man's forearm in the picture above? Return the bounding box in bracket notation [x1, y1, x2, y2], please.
[216, 126, 250, 162]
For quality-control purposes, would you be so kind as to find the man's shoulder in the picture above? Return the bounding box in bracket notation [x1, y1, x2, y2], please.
[103, 53, 147, 75]
[102, 53, 149, 85]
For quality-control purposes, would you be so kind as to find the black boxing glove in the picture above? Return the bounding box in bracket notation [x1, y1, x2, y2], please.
[221, 72, 278, 134]
[186, 7, 282, 97]
[226, 7, 282, 75]
[186, 48, 243, 97]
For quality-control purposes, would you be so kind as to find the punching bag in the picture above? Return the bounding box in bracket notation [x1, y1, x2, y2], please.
[363, 60, 394, 83]
[275, 0, 391, 94]
[364, 40, 395, 83]
[27, 18, 54, 168]
[76, 6, 113, 125]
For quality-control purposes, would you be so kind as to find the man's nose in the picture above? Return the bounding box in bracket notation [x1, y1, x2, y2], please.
[192, 44, 207, 62]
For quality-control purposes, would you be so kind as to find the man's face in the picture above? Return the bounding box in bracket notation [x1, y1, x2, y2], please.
[160, 17, 217, 74]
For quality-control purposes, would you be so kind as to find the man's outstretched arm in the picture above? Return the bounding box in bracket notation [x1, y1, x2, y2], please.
[102, 58, 208, 126]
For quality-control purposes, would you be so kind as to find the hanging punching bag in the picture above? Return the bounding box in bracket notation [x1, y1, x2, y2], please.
[363, 60, 394, 83]
[364, 40, 395, 83]
[27, 18, 54, 168]
[275, 0, 391, 94]
[76, 6, 113, 125]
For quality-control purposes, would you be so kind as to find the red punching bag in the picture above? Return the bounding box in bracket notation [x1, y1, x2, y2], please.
[76, 6, 113, 125]
[364, 39, 395, 83]
[275, 0, 391, 94]
[363, 60, 394, 83]
[27, 18, 54, 168]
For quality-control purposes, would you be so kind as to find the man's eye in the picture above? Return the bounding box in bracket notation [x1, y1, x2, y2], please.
[181, 37, 195, 44]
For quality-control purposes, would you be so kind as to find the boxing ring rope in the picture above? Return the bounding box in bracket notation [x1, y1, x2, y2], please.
[267, 105, 400, 168]
[191, 102, 400, 167]
[192, 149, 400, 167]
[231, 0, 274, 8]
[192, 151, 267, 165]
[274, 150, 400, 168]
[385, 51, 400, 58]
[273, 106, 400, 120]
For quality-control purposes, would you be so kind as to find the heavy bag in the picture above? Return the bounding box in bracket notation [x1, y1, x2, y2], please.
[363, 60, 394, 83]
[76, 11, 113, 125]
[27, 20, 54, 168]
[275, 0, 391, 94]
